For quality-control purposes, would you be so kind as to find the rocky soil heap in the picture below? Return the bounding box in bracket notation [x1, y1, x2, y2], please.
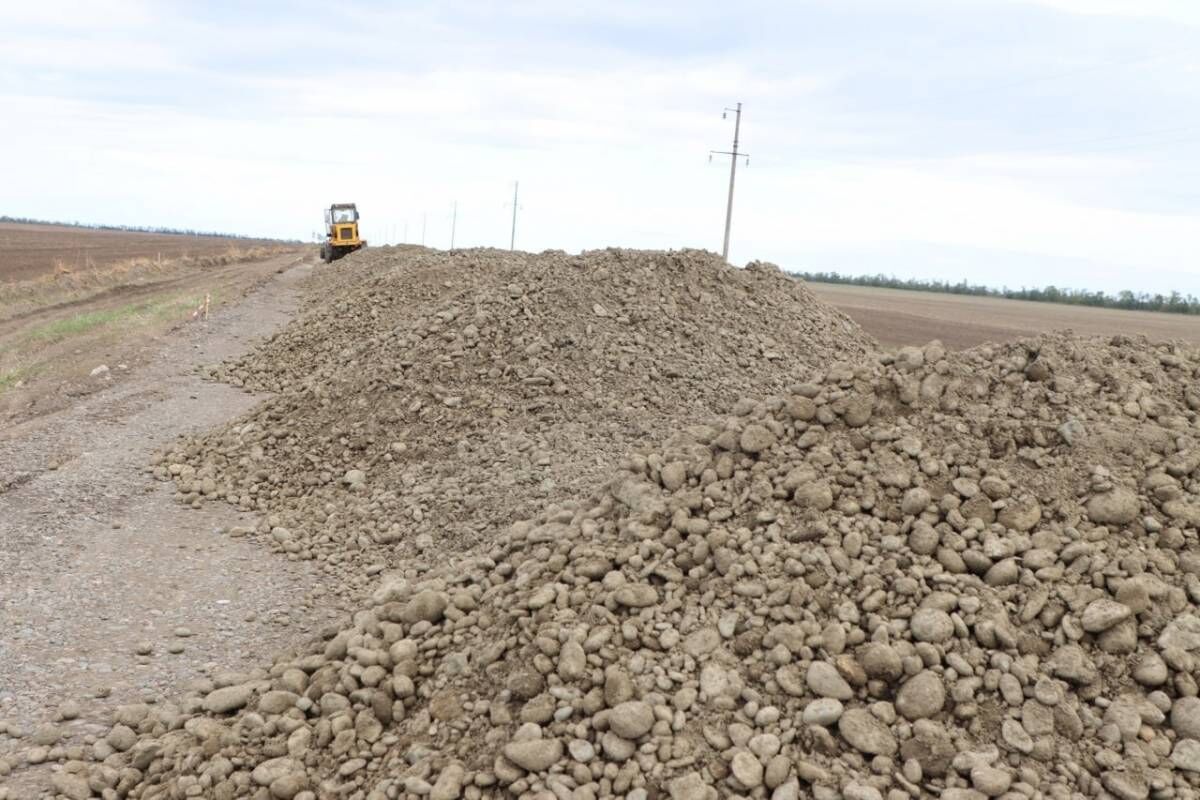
[64, 315, 1200, 800]
[151, 247, 872, 582]
[10, 247, 1200, 800]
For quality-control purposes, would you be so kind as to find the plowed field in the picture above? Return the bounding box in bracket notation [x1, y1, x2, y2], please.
[0, 222, 282, 283]
[809, 282, 1200, 348]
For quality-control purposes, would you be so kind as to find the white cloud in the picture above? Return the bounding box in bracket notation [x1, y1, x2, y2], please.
[1, 36, 179, 71]
[1007, 0, 1200, 25]
[735, 157, 1200, 292]
[0, 0, 155, 28]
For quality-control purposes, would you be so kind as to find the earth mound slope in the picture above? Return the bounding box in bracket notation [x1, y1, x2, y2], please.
[154, 246, 874, 579]
[87, 308, 1200, 800]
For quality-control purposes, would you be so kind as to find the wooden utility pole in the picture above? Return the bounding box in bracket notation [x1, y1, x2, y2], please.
[710, 102, 749, 262]
[510, 182, 519, 251]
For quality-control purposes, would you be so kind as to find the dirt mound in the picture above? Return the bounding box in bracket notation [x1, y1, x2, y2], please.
[14, 247, 1200, 800]
[151, 247, 873, 577]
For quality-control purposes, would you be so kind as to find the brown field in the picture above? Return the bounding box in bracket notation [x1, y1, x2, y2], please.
[0, 250, 310, 424]
[0, 220, 307, 425]
[809, 282, 1200, 350]
[0, 222, 282, 283]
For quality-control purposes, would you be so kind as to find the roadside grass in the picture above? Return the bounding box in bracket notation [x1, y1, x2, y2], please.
[0, 292, 214, 402]
[0, 248, 298, 422]
[0, 368, 24, 394]
[0, 245, 291, 322]
[23, 293, 214, 345]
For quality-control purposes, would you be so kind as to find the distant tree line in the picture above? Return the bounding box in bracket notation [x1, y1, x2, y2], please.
[793, 270, 1200, 316]
[0, 215, 299, 243]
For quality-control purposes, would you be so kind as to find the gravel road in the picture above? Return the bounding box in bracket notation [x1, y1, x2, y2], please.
[0, 256, 341, 793]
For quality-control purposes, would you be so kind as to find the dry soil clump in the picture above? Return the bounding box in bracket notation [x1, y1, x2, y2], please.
[8, 248, 1200, 800]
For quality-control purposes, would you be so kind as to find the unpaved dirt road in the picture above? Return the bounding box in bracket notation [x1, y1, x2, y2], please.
[0, 257, 341, 793]
[809, 282, 1200, 349]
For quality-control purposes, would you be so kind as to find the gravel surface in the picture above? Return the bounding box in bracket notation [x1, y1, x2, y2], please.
[0, 257, 341, 795]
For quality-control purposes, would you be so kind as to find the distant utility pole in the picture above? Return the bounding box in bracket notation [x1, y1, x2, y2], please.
[710, 102, 749, 262]
[422, 213, 427, 247]
[403, 221, 409, 243]
[450, 201, 458, 250]
[509, 181, 519, 251]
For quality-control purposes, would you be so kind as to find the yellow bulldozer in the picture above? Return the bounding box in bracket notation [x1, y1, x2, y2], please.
[321, 203, 365, 263]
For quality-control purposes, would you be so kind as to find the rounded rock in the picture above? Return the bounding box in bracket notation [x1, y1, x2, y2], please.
[971, 765, 1012, 797]
[739, 424, 778, 455]
[1133, 653, 1168, 687]
[1081, 599, 1132, 633]
[1086, 489, 1139, 525]
[613, 584, 658, 608]
[801, 698, 844, 726]
[204, 685, 252, 714]
[401, 590, 449, 624]
[1171, 739, 1200, 773]
[105, 724, 137, 752]
[252, 757, 305, 787]
[838, 708, 897, 756]
[896, 671, 946, 721]
[608, 701, 654, 739]
[860, 643, 903, 682]
[901, 487, 932, 515]
[807, 661, 853, 700]
[1171, 697, 1200, 741]
[730, 751, 764, 789]
[910, 608, 955, 644]
[503, 738, 563, 772]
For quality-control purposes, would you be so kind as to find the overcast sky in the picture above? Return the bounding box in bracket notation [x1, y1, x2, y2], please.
[2, 0, 1199, 294]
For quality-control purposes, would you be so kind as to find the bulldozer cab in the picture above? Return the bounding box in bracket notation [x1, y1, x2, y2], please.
[326, 204, 359, 226]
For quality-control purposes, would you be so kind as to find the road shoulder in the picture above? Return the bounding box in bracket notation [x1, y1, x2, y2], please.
[0, 256, 341, 794]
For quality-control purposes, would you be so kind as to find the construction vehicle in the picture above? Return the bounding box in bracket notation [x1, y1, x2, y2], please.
[321, 203, 365, 263]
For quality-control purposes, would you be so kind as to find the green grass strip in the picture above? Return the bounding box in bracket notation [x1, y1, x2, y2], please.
[23, 294, 211, 344]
